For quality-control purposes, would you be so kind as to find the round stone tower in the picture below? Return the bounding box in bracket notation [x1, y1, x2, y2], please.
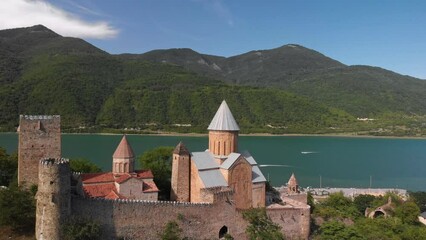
[36, 158, 71, 240]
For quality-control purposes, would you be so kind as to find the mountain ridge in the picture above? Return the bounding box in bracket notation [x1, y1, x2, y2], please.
[0, 25, 425, 136]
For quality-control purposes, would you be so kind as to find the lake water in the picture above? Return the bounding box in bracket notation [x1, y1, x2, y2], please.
[1, 133, 426, 191]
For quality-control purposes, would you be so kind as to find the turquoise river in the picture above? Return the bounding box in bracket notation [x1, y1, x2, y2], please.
[1, 133, 425, 191]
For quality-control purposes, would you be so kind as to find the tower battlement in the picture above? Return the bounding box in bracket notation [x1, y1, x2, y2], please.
[40, 157, 69, 166]
[18, 115, 61, 186]
[20, 115, 60, 120]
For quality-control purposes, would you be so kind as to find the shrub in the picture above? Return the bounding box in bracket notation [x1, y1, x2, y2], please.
[62, 217, 101, 240]
[242, 208, 284, 240]
[159, 220, 182, 240]
[0, 186, 35, 232]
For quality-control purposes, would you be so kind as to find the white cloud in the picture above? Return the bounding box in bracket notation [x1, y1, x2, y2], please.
[0, 0, 118, 39]
[193, 0, 234, 27]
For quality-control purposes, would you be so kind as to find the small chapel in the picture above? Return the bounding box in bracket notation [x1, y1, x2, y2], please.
[170, 100, 267, 209]
[77, 135, 159, 200]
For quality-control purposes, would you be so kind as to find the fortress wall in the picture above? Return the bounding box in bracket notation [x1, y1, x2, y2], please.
[71, 197, 248, 240]
[285, 193, 308, 204]
[267, 207, 311, 240]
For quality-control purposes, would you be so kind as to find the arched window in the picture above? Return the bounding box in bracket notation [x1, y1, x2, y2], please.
[219, 226, 228, 239]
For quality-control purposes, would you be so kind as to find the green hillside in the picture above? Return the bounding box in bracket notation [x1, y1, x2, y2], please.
[131, 44, 426, 118]
[97, 61, 355, 133]
[0, 25, 425, 136]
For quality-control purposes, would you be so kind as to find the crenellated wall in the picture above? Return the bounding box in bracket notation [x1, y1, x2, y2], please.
[71, 196, 248, 240]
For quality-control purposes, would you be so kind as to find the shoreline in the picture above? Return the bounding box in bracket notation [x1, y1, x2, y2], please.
[1, 131, 426, 139]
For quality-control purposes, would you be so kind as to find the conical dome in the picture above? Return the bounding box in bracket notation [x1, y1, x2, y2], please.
[113, 135, 134, 158]
[207, 100, 240, 131]
[288, 173, 298, 186]
[173, 141, 190, 155]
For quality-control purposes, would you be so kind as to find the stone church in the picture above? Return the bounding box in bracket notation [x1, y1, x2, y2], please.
[171, 100, 267, 209]
[77, 135, 159, 200]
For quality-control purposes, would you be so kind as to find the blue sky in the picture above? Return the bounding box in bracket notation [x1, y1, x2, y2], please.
[1, 0, 425, 79]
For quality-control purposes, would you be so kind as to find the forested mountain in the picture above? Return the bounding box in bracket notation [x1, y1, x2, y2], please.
[0, 25, 425, 135]
[126, 44, 426, 117]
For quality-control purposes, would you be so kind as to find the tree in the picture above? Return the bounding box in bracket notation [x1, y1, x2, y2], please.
[62, 217, 101, 240]
[318, 220, 363, 240]
[0, 186, 35, 232]
[139, 146, 174, 200]
[242, 208, 284, 240]
[307, 191, 315, 213]
[159, 220, 182, 240]
[314, 192, 360, 219]
[409, 191, 426, 212]
[0, 147, 17, 187]
[395, 201, 420, 225]
[70, 158, 102, 173]
[353, 194, 377, 214]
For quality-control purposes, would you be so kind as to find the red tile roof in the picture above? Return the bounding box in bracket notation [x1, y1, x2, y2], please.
[113, 135, 135, 158]
[143, 181, 159, 192]
[104, 190, 127, 200]
[134, 170, 154, 179]
[81, 172, 114, 184]
[104, 190, 119, 199]
[83, 183, 116, 198]
[81, 169, 159, 198]
[115, 174, 132, 184]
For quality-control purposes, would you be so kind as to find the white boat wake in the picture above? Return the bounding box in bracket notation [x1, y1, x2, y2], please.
[301, 151, 318, 154]
[259, 164, 293, 168]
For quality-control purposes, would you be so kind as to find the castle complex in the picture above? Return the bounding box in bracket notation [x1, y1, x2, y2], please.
[171, 101, 266, 209]
[18, 101, 310, 240]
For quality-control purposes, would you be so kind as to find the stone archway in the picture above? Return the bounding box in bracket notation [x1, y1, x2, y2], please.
[219, 225, 228, 239]
[373, 210, 386, 218]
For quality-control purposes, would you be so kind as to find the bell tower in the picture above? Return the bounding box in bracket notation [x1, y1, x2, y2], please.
[287, 173, 300, 194]
[112, 135, 135, 173]
[170, 141, 190, 202]
[208, 100, 240, 162]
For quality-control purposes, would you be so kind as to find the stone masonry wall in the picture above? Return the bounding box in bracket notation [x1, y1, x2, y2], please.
[208, 130, 238, 156]
[252, 182, 266, 207]
[71, 197, 248, 240]
[285, 193, 308, 204]
[267, 207, 311, 240]
[19, 115, 61, 186]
